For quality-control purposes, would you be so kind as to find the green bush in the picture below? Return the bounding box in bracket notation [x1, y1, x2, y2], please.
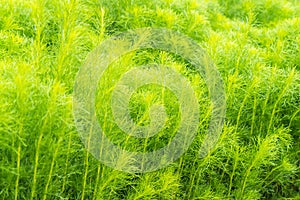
[0, 0, 299, 199]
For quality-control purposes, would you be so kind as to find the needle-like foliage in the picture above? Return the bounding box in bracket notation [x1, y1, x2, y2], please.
[0, 0, 299, 199]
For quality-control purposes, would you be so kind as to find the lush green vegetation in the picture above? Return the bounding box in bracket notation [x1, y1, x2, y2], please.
[0, 0, 299, 199]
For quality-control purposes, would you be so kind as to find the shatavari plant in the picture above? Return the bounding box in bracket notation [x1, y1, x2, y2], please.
[0, 0, 299, 199]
